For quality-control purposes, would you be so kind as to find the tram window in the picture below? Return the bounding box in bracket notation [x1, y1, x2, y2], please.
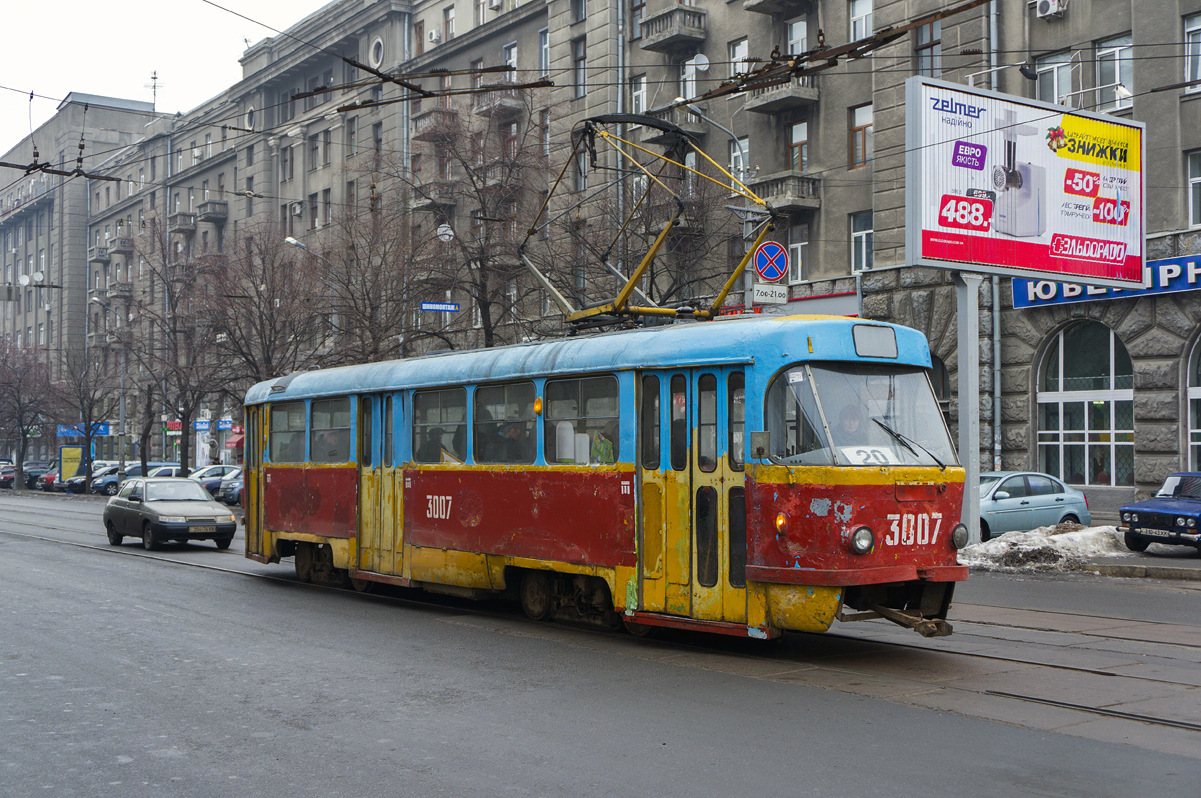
[640, 375, 660, 469]
[270, 401, 307, 462]
[384, 396, 394, 467]
[474, 382, 536, 464]
[695, 486, 718, 588]
[310, 397, 351, 463]
[360, 397, 373, 467]
[698, 373, 717, 472]
[544, 375, 619, 464]
[669, 374, 687, 471]
[728, 372, 745, 471]
[413, 387, 467, 463]
[729, 487, 746, 588]
[765, 367, 832, 465]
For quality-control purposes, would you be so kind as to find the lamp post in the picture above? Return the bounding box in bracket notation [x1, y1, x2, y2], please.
[1058, 81, 1132, 109]
[677, 101, 755, 310]
[90, 296, 127, 471]
[965, 62, 1039, 88]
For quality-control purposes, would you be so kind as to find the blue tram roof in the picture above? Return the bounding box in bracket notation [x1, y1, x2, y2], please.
[244, 315, 934, 405]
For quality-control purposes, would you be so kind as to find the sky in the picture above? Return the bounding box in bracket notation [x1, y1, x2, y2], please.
[0, 1, 330, 157]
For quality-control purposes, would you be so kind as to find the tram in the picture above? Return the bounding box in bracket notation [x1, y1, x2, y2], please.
[242, 315, 969, 638]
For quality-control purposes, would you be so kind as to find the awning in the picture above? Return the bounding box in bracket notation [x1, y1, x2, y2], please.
[224, 433, 245, 449]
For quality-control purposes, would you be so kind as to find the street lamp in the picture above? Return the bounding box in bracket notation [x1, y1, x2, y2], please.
[90, 296, 128, 471]
[676, 99, 757, 310]
[1059, 81, 1132, 108]
[965, 62, 1039, 88]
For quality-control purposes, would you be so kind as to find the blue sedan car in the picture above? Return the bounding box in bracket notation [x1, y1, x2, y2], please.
[979, 471, 1092, 541]
[1119, 472, 1201, 553]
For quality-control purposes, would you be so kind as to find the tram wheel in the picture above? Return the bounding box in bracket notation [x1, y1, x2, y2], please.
[141, 522, 159, 551]
[295, 543, 315, 582]
[105, 521, 123, 547]
[349, 576, 376, 594]
[623, 618, 655, 638]
[519, 571, 553, 621]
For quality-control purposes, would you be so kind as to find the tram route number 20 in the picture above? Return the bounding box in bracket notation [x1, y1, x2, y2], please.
[426, 494, 453, 520]
[884, 512, 943, 546]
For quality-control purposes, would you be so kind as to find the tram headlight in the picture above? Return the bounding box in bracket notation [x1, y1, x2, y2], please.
[775, 513, 788, 533]
[850, 526, 874, 555]
[951, 523, 969, 550]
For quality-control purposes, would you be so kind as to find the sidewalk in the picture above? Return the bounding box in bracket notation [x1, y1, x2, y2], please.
[1087, 550, 1201, 582]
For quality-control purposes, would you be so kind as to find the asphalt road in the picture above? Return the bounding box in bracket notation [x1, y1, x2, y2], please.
[1, 492, 1198, 797]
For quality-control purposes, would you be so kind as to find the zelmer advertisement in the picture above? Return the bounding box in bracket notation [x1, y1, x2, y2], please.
[905, 77, 1146, 289]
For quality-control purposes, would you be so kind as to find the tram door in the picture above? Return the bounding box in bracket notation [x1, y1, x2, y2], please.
[244, 406, 265, 557]
[637, 369, 747, 622]
[357, 394, 402, 576]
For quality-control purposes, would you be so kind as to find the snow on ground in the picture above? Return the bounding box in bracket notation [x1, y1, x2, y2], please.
[959, 523, 1130, 573]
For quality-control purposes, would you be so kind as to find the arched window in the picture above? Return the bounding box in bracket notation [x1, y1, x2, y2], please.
[1036, 321, 1133, 486]
[1188, 342, 1201, 469]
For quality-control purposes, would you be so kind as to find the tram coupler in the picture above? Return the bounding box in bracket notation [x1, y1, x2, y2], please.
[862, 602, 953, 637]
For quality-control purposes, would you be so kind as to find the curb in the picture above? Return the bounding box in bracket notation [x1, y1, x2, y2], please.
[1088, 563, 1201, 581]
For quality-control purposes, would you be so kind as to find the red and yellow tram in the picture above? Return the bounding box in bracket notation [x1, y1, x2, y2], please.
[242, 315, 968, 638]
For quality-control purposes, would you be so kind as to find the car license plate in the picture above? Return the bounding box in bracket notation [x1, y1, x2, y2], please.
[191, 525, 216, 535]
[1139, 529, 1172, 537]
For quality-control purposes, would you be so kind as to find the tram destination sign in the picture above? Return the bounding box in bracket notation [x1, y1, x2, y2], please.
[904, 77, 1146, 289]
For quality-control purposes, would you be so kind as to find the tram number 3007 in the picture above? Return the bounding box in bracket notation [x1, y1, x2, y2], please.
[884, 513, 943, 546]
[427, 495, 453, 520]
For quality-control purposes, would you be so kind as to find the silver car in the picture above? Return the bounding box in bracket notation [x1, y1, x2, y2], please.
[979, 471, 1091, 541]
[103, 477, 237, 550]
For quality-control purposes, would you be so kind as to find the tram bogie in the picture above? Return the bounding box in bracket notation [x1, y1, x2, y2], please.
[243, 316, 969, 638]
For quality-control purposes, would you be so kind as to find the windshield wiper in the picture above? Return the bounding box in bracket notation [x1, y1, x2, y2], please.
[873, 418, 946, 470]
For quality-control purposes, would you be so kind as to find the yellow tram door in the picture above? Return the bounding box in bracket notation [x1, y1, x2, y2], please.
[690, 368, 748, 623]
[357, 394, 402, 578]
[244, 406, 265, 557]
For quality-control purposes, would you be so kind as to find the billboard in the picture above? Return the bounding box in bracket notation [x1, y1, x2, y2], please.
[905, 77, 1146, 289]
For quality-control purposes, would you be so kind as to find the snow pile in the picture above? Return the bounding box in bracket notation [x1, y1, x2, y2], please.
[959, 523, 1130, 573]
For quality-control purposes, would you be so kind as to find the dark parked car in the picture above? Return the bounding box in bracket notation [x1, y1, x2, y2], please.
[218, 467, 243, 505]
[36, 464, 62, 492]
[63, 464, 120, 494]
[1120, 472, 1201, 553]
[0, 465, 15, 489]
[103, 477, 237, 550]
[189, 464, 240, 495]
[91, 461, 178, 496]
[978, 471, 1091, 541]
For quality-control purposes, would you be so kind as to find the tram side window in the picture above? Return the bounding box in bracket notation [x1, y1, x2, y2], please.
[640, 375, 660, 469]
[544, 375, 620, 464]
[728, 372, 745, 471]
[698, 374, 717, 473]
[384, 396, 394, 467]
[765, 368, 833, 465]
[310, 397, 352, 463]
[474, 382, 536, 464]
[270, 401, 307, 462]
[413, 387, 467, 463]
[670, 374, 687, 471]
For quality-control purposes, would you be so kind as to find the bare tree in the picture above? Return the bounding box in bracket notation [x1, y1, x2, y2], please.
[0, 340, 54, 490]
[50, 345, 121, 490]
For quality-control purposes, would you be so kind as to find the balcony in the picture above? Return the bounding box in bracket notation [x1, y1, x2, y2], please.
[108, 236, 134, 255]
[197, 201, 228, 222]
[410, 180, 457, 211]
[639, 6, 707, 54]
[412, 107, 461, 142]
[106, 281, 133, 301]
[745, 75, 819, 115]
[642, 105, 706, 146]
[743, 0, 811, 15]
[88, 246, 110, 264]
[168, 213, 196, 234]
[472, 82, 527, 120]
[747, 171, 820, 212]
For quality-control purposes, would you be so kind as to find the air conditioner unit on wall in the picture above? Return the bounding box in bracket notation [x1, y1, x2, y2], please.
[290, 202, 304, 216]
[488, 0, 503, 10]
[1036, 0, 1066, 19]
[428, 30, 442, 44]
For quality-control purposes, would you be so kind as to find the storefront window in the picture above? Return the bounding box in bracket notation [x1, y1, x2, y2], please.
[1037, 321, 1134, 486]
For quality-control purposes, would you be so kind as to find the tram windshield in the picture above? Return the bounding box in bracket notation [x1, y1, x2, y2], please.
[766, 363, 957, 468]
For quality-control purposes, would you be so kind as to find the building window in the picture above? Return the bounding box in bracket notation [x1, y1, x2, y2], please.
[728, 38, 749, 77]
[1187, 14, 1201, 90]
[322, 129, 332, 165]
[631, 0, 644, 39]
[849, 0, 872, 41]
[788, 120, 808, 171]
[1187, 342, 1201, 469]
[322, 188, 332, 226]
[788, 222, 808, 284]
[540, 110, 551, 156]
[309, 134, 319, 170]
[572, 37, 587, 98]
[849, 104, 873, 168]
[443, 6, 455, 41]
[575, 151, 589, 192]
[851, 211, 872, 272]
[1036, 51, 1073, 107]
[373, 122, 383, 154]
[309, 193, 319, 230]
[1037, 321, 1134, 486]
[786, 16, 807, 55]
[502, 42, 518, 71]
[1096, 34, 1132, 111]
[474, 0, 486, 26]
[572, 0, 586, 23]
[281, 145, 293, 182]
[415, 20, 424, 56]
[630, 74, 646, 115]
[916, 20, 941, 77]
[346, 117, 357, 158]
[1188, 152, 1201, 227]
[728, 137, 748, 185]
[679, 56, 697, 100]
[539, 28, 550, 76]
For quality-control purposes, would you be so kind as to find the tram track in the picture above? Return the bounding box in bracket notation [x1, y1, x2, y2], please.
[3, 519, 1199, 742]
